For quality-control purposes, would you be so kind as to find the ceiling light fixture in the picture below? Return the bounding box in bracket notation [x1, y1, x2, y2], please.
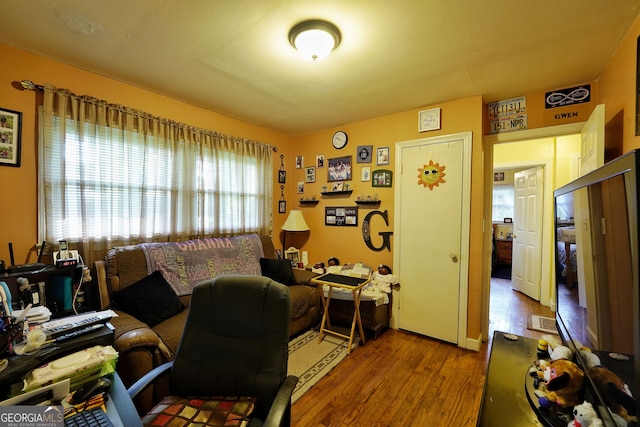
[289, 20, 341, 61]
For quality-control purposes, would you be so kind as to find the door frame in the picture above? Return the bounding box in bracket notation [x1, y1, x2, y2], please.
[392, 131, 472, 348]
[481, 122, 584, 342]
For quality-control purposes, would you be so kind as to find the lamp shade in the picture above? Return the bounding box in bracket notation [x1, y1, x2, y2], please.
[281, 210, 310, 231]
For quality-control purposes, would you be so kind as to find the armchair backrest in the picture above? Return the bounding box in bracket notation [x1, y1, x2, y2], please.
[170, 275, 291, 419]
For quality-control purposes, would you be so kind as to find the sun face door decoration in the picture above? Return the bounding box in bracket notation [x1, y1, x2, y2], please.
[417, 159, 446, 190]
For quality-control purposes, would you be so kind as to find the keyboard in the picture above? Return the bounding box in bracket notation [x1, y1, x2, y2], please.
[40, 310, 114, 338]
[65, 408, 114, 427]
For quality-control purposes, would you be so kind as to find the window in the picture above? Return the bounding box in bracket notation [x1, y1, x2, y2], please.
[492, 183, 514, 222]
[39, 87, 273, 263]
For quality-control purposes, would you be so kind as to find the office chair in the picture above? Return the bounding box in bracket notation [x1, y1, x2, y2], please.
[128, 276, 298, 427]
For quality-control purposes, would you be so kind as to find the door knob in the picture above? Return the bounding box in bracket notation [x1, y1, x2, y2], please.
[450, 253, 458, 263]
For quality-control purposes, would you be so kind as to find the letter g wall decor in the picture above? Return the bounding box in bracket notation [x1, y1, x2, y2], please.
[362, 210, 393, 252]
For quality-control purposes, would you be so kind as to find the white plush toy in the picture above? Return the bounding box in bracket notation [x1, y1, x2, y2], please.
[568, 401, 603, 427]
[540, 333, 573, 360]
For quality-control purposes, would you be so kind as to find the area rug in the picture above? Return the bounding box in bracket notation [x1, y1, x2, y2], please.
[288, 329, 356, 403]
[527, 314, 558, 334]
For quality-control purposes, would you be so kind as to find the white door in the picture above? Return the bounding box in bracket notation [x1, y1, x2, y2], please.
[394, 132, 471, 345]
[511, 166, 544, 300]
[580, 104, 605, 176]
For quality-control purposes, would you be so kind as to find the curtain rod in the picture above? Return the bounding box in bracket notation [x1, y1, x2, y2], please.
[18, 79, 278, 152]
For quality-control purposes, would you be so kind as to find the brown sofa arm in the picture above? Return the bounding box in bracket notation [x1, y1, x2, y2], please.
[293, 268, 318, 285]
[110, 311, 160, 352]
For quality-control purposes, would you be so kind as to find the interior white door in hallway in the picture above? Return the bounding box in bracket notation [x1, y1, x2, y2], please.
[394, 132, 471, 345]
[511, 166, 544, 301]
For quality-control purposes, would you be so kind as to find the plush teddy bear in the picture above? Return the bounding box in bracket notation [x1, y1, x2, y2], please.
[536, 359, 585, 408]
[568, 401, 603, 427]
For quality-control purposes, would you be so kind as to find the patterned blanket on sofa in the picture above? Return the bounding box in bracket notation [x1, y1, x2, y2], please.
[140, 234, 264, 296]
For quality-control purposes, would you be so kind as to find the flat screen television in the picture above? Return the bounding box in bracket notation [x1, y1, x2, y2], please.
[554, 149, 639, 426]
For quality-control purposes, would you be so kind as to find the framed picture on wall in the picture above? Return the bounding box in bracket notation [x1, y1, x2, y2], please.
[305, 166, 316, 183]
[0, 107, 22, 167]
[372, 169, 392, 187]
[376, 147, 390, 166]
[328, 155, 352, 182]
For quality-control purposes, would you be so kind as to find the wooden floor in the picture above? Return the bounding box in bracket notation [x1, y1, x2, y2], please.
[290, 276, 555, 426]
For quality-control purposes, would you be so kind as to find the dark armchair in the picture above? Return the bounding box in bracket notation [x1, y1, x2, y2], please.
[127, 276, 298, 427]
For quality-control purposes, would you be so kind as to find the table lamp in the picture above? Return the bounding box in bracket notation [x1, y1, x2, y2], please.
[281, 210, 310, 254]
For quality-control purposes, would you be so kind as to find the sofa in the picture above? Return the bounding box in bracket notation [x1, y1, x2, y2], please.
[94, 234, 320, 413]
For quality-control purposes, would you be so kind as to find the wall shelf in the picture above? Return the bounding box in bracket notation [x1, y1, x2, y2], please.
[355, 200, 381, 205]
[299, 200, 319, 205]
[321, 190, 353, 196]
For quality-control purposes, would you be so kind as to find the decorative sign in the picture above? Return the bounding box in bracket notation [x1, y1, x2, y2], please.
[488, 96, 528, 135]
[325, 206, 358, 226]
[418, 108, 441, 132]
[362, 210, 393, 252]
[487, 96, 526, 120]
[489, 114, 528, 134]
[545, 85, 590, 109]
[417, 160, 446, 190]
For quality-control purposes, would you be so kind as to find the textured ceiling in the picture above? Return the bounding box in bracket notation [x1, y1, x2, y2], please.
[1, 1, 639, 135]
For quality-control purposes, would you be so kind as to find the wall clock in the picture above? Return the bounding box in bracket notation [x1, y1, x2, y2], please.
[332, 131, 348, 149]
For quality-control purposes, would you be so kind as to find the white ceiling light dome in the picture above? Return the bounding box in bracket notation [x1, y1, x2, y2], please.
[289, 20, 341, 61]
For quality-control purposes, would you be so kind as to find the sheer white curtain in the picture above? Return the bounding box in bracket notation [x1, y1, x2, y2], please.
[38, 85, 273, 265]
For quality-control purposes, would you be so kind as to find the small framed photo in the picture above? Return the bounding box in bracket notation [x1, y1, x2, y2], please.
[295, 155, 304, 169]
[418, 108, 442, 132]
[285, 247, 300, 265]
[372, 169, 393, 187]
[0, 108, 22, 167]
[278, 170, 286, 184]
[316, 154, 325, 168]
[305, 166, 316, 183]
[331, 181, 344, 192]
[504, 217, 513, 224]
[297, 181, 305, 193]
[278, 200, 287, 214]
[494, 172, 505, 182]
[376, 147, 390, 166]
[357, 145, 373, 163]
[361, 166, 371, 182]
[328, 155, 352, 182]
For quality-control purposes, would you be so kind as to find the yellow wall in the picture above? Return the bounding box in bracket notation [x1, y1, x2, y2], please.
[598, 15, 640, 153]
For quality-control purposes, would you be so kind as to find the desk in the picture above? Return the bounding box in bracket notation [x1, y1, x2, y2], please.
[311, 273, 370, 354]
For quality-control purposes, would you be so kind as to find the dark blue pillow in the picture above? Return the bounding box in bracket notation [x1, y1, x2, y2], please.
[111, 270, 184, 327]
[260, 258, 297, 286]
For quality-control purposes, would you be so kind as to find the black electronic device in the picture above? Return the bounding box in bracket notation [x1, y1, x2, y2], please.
[65, 407, 114, 427]
[550, 149, 640, 425]
[5, 242, 47, 273]
[69, 377, 112, 404]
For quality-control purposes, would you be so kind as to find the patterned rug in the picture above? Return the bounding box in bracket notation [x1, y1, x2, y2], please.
[288, 329, 357, 403]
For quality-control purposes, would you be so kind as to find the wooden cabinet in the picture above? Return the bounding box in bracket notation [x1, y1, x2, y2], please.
[496, 239, 512, 266]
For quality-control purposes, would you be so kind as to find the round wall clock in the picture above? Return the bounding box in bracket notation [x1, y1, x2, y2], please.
[332, 131, 348, 149]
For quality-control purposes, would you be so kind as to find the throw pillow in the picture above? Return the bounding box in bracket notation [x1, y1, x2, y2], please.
[260, 258, 297, 286]
[111, 270, 184, 327]
[141, 395, 256, 427]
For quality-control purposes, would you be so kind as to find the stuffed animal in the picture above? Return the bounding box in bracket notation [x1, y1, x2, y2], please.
[568, 401, 603, 427]
[589, 365, 636, 425]
[536, 359, 585, 408]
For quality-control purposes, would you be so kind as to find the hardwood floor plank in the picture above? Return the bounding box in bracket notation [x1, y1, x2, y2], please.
[291, 277, 555, 426]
